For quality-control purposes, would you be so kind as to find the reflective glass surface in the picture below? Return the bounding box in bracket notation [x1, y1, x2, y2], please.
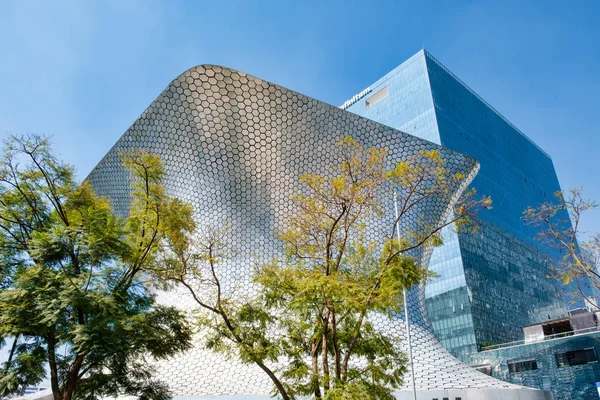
[346, 50, 578, 360]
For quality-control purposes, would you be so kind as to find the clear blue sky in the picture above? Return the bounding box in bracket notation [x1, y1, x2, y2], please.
[0, 0, 599, 233]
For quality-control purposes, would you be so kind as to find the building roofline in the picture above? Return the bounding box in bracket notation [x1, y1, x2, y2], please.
[422, 49, 551, 159]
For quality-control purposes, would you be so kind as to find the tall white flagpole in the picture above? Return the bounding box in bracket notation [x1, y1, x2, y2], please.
[394, 192, 417, 400]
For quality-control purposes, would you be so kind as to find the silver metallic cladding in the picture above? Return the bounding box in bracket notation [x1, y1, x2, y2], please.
[87, 65, 547, 397]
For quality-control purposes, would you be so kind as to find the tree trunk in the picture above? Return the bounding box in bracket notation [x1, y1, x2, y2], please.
[5, 335, 18, 371]
[215, 305, 292, 400]
[253, 360, 292, 400]
[330, 309, 341, 380]
[322, 323, 330, 392]
[311, 339, 321, 399]
[341, 311, 365, 381]
[46, 334, 61, 400]
[61, 354, 85, 400]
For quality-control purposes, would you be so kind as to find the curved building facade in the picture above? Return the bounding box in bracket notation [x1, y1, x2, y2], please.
[87, 65, 552, 399]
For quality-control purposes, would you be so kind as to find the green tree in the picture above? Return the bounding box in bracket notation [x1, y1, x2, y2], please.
[159, 137, 490, 399]
[0, 135, 193, 400]
[524, 188, 600, 307]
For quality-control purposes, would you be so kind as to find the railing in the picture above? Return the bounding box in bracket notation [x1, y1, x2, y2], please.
[480, 326, 600, 352]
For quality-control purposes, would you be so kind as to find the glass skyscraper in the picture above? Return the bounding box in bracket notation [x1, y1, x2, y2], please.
[345, 50, 580, 361]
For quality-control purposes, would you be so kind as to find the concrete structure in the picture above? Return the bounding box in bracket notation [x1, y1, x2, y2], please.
[470, 323, 600, 399]
[87, 65, 551, 399]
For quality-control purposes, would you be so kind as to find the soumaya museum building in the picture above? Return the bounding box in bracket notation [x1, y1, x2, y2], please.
[74, 51, 599, 400]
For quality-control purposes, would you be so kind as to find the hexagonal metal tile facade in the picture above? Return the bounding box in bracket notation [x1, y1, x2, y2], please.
[87, 66, 543, 397]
